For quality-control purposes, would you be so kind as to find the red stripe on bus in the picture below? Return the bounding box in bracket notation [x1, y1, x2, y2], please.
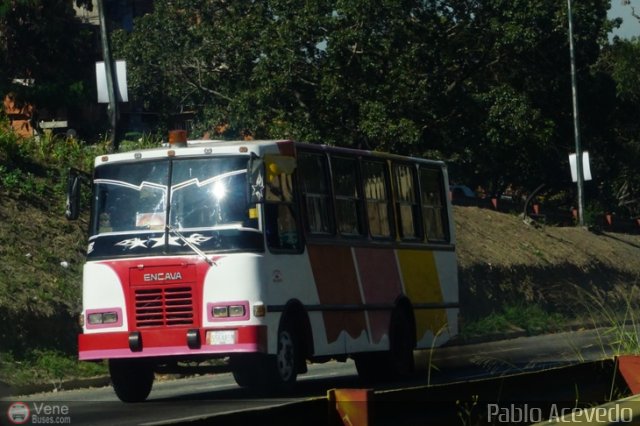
[307, 245, 367, 343]
[353, 247, 402, 343]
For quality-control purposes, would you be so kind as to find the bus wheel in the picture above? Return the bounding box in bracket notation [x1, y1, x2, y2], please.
[354, 352, 386, 382]
[269, 320, 299, 388]
[230, 354, 267, 388]
[109, 359, 154, 402]
[389, 308, 415, 378]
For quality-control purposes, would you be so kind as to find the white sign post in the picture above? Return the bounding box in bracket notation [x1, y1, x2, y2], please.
[96, 60, 128, 103]
[569, 151, 592, 183]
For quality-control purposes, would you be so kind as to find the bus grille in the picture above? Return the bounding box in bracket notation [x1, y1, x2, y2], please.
[134, 286, 195, 328]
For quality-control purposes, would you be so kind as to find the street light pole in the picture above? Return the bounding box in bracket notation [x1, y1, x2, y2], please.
[97, 0, 119, 152]
[567, 0, 585, 226]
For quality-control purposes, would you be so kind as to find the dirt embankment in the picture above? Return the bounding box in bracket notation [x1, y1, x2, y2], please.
[454, 206, 640, 321]
[0, 193, 85, 355]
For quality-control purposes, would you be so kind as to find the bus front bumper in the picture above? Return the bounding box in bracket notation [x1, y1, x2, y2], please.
[78, 325, 267, 361]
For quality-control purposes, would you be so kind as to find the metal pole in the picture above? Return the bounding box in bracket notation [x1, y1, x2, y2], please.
[567, 0, 585, 226]
[97, 0, 119, 152]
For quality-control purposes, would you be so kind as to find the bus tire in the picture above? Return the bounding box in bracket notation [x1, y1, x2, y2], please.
[388, 307, 415, 378]
[230, 354, 268, 388]
[354, 352, 386, 382]
[355, 308, 415, 382]
[268, 319, 299, 388]
[109, 359, 154, 403]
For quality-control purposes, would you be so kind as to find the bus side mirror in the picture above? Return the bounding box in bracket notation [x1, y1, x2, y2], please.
[248, 155, 265, 204]
[65, 168, 90, 220]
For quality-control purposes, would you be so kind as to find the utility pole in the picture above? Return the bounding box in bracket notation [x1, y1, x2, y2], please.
[567, 0, 585, 226]
[97, 0, 119, 152]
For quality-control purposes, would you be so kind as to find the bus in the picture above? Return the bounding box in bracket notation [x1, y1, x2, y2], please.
[66, 134, 459, 402]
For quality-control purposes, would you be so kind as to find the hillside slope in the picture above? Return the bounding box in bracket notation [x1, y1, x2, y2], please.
[0, 183, 86, 355]
[454, 206, 640, 321]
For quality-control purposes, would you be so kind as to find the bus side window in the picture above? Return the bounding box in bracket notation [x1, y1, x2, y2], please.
[419, 167, 448, 242]
[331, 156, 364, 237]
[362, 160, 393, 238]
[265, 171, 301, 251]
[266, 203, 299, 249]
[394, 163, 421, 240]
[298, 151, 334, 235]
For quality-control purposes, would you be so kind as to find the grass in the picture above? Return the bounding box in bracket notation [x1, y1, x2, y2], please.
[571, 284, 640, 357]
[460, 283, 640, 357]
[461, 304, 565, 340]
[0, 350, 107, 388]
[0, 121, 161, 389]
[565, 284, 640, 403]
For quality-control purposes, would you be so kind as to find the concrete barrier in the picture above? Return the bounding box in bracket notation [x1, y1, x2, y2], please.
[166, 360, 633, 425]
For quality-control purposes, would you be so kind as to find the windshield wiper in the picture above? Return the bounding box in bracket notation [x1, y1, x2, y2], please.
[166, 225, 216, 266]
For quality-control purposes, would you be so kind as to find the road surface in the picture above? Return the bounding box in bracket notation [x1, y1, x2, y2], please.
[1, 328, 622, 426]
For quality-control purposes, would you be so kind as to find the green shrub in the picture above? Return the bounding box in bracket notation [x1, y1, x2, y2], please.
[0, 350, 107, 386]
[462, 304, 564, 339]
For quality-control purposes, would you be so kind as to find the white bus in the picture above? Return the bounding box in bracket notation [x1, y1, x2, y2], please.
[67, 135, 459, 402]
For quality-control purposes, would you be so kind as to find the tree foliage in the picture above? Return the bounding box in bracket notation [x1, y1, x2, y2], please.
[0, 0, 96, 116]
[5, 0, 640, 214]
[594, 38, 640, 217]
[113, 0, 617, 201]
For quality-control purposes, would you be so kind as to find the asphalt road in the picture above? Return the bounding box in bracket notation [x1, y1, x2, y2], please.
[0, 328, 622, 426]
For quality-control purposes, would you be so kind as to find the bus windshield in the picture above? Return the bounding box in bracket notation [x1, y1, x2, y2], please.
[93, 160, 169, 234]
[89, 156, 261, 258]
[170, 157, 251, 231]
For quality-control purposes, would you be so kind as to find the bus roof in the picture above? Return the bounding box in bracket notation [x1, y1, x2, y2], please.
[94, 139, 290, 167]
[94, 139, 446, 168]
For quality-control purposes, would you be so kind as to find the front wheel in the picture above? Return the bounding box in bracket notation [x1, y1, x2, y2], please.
[267, 320, 300, 389]
[109, 359, 154, 402]
[232, 321, 302, 390]
[230, 354, 268, 388]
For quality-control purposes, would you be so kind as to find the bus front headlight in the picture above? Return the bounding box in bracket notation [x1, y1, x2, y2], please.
[228, 305, 245, 317]
[87, 310, 119, 325]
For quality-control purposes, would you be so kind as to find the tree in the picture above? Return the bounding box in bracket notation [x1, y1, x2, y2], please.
[440, 0, 613, 196]
[593, 38, 640, 216]
[111, 0, 271, 137]
[0, 0, 97, 133]
[114, 0, 615, 201]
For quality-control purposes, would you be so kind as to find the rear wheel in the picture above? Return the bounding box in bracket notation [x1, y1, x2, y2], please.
[109, 359, 154, 402]
[388, 308, 415, 378]
[355, 307, 415, 382]
[354, 352, 387, 382]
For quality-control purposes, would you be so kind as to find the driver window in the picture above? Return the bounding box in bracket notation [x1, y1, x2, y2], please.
[97, 188, 137, 233]
[264, 161, 301, 251]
